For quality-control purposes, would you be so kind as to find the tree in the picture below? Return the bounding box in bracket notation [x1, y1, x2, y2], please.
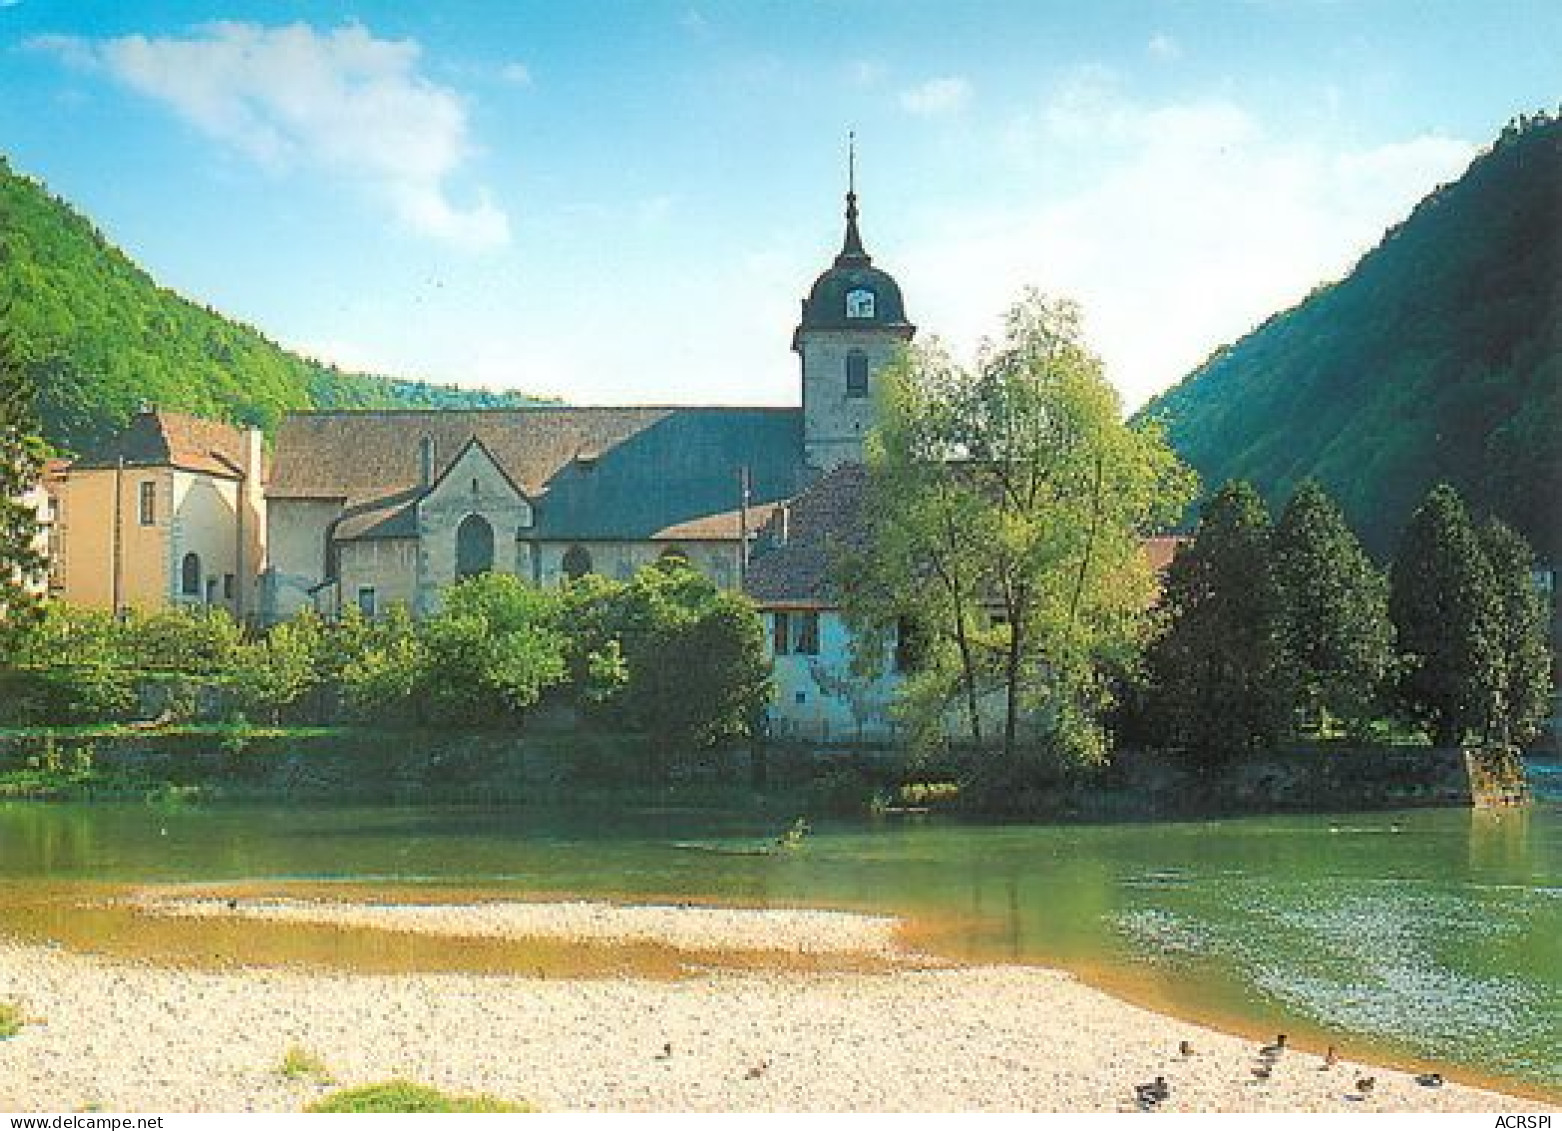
[1478, 517, 1552, 747]
[1389, 484, 1503, 745]
[1145, 481, 1294, 764]
[0, 314, 46, 653]
[230, 612, 326, 722]
[567, 561, 771, 751]
[843, 291, 1195, 770]
[416, 574, 569, 725]
[1271, 481, 1394, 737]
[124, 606, 244, 674]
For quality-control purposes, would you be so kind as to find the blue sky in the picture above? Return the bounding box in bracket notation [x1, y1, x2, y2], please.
[2, 2, 1557, 410]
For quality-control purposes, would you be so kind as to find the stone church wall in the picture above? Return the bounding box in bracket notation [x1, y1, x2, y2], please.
[262, 497, 342, 623]
[800, 329, 903, 470]
[416, 442, 535, 613]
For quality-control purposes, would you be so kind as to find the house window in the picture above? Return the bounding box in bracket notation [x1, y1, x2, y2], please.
[138, 481, 156, 525]
[794, 611, 820, 656]
[223, 573, 235, 600]
[562, 544, 592, 580]
[845, 350, 869, 399]
[772, 611, 791, 656]
[357, 586, 377, 617]
[455, 513, 495, 579]
[180, 552, 201, 596]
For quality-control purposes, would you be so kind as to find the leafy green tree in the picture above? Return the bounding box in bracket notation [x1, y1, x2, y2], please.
[340, 605, 422, 721]
[123, 606, 244, 674]
[843, 291, 1194, 769]
[230, 612, 326, 722]
[1271, 481, 1394, 737]
[570, 561, 771, 750]
[1478, 517, 1552, 747]
[0, 313, 46, 652]
[416, 574, 569, 725]
[1389, 484, 1503, 745]
[3, 602, 134, 722]
[1145, 481, 1295, 764]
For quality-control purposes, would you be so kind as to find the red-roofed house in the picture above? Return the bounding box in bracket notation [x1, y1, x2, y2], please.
[49, 410, 266, 617]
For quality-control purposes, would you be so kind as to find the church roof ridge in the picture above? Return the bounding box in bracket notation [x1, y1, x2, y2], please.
[285, 404, 802, 417]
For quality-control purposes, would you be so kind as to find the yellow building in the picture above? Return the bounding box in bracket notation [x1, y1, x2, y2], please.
[51, 411, 266, 618]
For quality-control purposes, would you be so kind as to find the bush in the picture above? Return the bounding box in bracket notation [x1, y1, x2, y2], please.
[123, 606, 243, 673]
[304, 1081, 530, 1113]
[279, 1045, 332, 1083]
[0, 1000, 26, 1038]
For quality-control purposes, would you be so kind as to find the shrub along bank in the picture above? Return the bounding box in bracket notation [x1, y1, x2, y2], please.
[0, 564, 772, 753]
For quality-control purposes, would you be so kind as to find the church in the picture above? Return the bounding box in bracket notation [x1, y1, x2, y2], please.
[260, 184, 916, 739]
[262, 184, 909, 614]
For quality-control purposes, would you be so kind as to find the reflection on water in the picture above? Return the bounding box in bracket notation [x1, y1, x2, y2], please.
[0, 784, 1557, 1093]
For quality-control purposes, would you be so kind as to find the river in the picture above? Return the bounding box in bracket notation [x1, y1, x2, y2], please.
[1, 764, 1557, 1094]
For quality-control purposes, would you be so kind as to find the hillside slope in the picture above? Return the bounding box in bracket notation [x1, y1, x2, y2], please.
[1139, 113, 1560, 559]
[0, 156, 547, 454]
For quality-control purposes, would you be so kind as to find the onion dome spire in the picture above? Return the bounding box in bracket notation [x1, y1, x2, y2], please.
[837, 132, 870, 267]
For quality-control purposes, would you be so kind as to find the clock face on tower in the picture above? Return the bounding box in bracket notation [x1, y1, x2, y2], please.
[845, 288, 876, 320]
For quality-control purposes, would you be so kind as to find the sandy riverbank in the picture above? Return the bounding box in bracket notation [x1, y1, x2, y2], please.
[0, 897, 1553, 1113]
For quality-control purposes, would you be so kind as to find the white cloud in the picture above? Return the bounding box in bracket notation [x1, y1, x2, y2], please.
[901, 81, 1476, 410]
[499, 61, 532, 86]
[899, 76, 971, 116]
[1148, 33, 1182, 61]
[31, 21, 510, 251]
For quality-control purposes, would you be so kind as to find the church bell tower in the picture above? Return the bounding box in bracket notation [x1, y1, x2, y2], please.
[793, 143, 915, 470]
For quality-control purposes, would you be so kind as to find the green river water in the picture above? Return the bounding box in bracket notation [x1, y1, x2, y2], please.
[1, 764, 1557, 1095]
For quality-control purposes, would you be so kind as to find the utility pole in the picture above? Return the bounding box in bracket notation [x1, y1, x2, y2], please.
[111, 455, 124, 616]
[737, 464, 752, 589]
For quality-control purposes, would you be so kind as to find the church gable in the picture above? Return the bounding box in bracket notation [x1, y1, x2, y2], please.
[417, 436, 534, 593]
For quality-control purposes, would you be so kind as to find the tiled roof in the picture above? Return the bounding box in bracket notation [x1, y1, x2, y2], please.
[652, 501, 782, 542]
[72, 411, 254, 478]
[743, 463, 869, 606]
[270, 407, 810, 542]
[332, 488, 423, 540]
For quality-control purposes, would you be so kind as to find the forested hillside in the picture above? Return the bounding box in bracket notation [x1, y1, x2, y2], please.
[1139, 113, 1560, 559]
[0, 156, 547, 454]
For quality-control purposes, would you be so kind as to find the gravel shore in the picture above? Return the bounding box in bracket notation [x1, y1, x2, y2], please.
[0, 898, 1552, 1113]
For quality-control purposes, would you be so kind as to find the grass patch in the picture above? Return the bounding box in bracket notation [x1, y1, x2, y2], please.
[0, 1000, 27, 1038]
[279, 1045, 333, 1083]
[0, 723, 352, 740]
[305, 1081, 530, 1113]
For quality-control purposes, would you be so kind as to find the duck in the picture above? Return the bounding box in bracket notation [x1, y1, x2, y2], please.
[1356, 1076, 1376, 1094]
[1259, 1034, 1288, 1058]
[654, 1042, 673, 1060]
[1178, 1040, 1196, 1057]
[1322, 1045, 1339, 1070]
[744, 1060, 769, 1080]
[1134, 1077, 1170, 1104]
[1415, 1073, 1444, 1088]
